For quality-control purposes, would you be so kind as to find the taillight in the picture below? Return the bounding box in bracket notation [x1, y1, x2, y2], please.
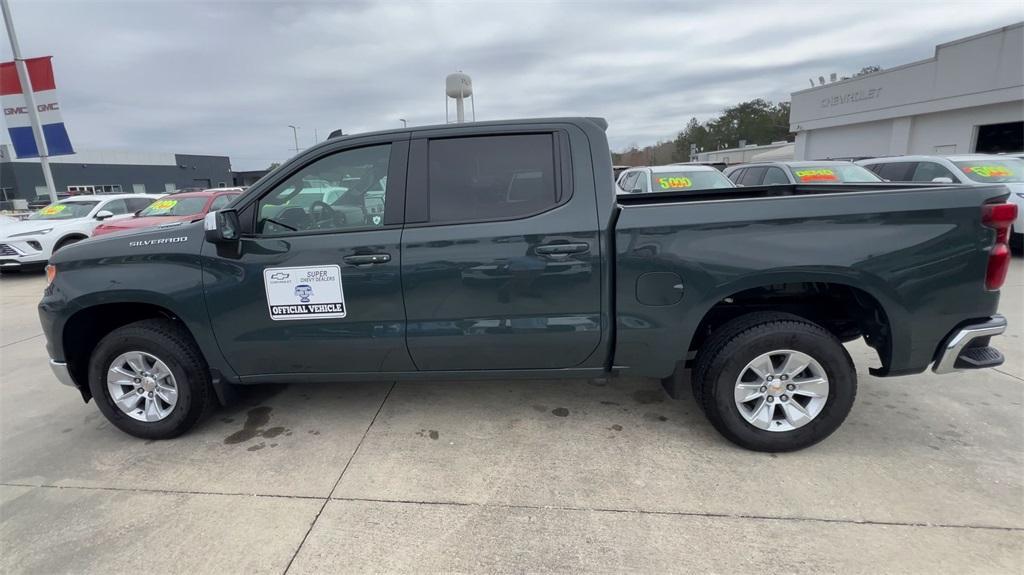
[982, 202, 1017, 290]
[45, 264, 57, 287]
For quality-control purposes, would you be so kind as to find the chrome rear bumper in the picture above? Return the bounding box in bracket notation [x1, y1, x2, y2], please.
[932, 315, 1007, 374]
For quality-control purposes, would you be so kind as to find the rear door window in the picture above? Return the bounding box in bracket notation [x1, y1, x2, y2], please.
[739, 167, 767, 186]
[210, 194, 237, 211]
[125, 198, 154, 212]
[619, 171, 639, 192]
[101, 199, 128, 215]
[911, 162, 957, 182]
[875, 162, 915, 181]
[763, 167, 790, 185]
[427, 134, 560, 223]
[726, 168, 745, 184]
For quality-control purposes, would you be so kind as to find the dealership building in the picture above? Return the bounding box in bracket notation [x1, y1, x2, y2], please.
[0, 145, 233, 203]
[790, 22, 1023, 160]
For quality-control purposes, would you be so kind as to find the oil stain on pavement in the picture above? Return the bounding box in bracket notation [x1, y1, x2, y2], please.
[223, 406, 292, 447]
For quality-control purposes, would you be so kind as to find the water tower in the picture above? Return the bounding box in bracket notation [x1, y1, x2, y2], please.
[445, 72, 475, 123]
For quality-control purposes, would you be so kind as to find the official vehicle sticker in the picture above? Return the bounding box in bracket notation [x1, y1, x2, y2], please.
[964, 165, 1012, 178]
[794, 169, 838, 182]
[263, 265, 347, 321]
[656, 176, 693, 189]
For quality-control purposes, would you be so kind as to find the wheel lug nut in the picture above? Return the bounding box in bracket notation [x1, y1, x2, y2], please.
[780, 395, 789, 402]
[786, 384, 795, 391]
[766, 396, 774, 403]
[148, 392, 154, 398]
[781, 375, 788, 381]
[766, 376, 773, 381]
[759, 386, 767, 392]
[137, 388, 144, 394]
[133, 378, 141, 383]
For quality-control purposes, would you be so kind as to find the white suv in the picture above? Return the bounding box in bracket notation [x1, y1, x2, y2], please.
[857, 155, 1024, 252]
[0, 194, 159, 270]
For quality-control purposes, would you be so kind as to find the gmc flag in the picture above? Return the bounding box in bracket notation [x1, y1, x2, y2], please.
[0, 56, 74, 158]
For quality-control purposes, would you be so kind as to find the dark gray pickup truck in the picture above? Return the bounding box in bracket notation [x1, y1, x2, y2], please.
[39, 117, 1016, 452]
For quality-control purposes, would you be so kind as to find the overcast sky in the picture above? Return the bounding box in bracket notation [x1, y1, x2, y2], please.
[2, 0, 1021, 169]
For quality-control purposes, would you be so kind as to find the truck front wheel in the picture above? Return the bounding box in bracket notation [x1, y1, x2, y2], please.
[693, 312, 857, 452]
[88, 319, 214, 439]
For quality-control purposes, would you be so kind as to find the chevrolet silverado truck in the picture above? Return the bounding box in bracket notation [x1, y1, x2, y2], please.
[39, 118, 1016, 452]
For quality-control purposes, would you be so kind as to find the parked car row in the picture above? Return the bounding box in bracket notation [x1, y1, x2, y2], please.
[0, 188, 241, 271]
[616, 152, 1023, 251]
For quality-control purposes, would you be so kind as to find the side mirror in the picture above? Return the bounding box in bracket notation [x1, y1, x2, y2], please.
[931, 177, 954, 184]
[204, 209, 240, 243]
[94, 210, 114, 220]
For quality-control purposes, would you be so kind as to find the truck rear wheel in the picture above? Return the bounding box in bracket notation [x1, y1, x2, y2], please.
[693, 312, 856, 452]
[88, 319, 214, 439]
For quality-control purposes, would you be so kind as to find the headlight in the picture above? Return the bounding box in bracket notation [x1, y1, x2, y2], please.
[9, 228, 52, 237]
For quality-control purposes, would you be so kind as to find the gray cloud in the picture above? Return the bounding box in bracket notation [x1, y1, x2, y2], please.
[2, 0, 1021, 169]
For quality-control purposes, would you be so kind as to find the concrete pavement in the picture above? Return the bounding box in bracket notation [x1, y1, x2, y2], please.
[1, 260, 1022, 573]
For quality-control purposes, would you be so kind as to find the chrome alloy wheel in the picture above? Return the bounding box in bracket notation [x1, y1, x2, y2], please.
[734, 349, 829, 432]
[106, 351, 179, 422]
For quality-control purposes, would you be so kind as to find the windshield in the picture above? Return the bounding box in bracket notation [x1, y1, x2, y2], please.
[790, 164, 880, 183]
[953, 159, 1024, 183]
[27, 201, 98, 220]
[138, 197, 208, 217]
[651, 170, 734, 191]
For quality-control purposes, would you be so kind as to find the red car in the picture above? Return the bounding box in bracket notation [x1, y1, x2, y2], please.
[92, 188, 242, 237]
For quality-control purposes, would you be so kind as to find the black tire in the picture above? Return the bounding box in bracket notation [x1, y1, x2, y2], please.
[53, 236, 84, 253]
[693, 312, 857, 452]
[88, 319, 214, 439]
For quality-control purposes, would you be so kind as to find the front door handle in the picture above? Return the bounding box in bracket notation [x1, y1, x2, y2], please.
[535, 243, 590, 257]
[343, 253, 391, 266]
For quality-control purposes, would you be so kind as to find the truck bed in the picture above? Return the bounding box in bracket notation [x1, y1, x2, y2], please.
[612, 182, 1010, 379]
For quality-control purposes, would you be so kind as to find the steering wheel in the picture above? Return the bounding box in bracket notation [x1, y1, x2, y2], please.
[309, 200, 345, 229]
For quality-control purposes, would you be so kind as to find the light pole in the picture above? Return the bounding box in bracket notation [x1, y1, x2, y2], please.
[399, 118, 407, 128]
[287, 125, 300, 153]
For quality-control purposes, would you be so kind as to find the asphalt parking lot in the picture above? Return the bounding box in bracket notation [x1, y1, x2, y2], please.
[0, 260, 1021, 574]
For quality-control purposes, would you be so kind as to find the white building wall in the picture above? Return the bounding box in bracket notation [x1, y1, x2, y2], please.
[790, 23, 1024, 160]
[802, 119, 897, 159]
[798, 100, 1024, 159]
[906, 100, 1024, 155]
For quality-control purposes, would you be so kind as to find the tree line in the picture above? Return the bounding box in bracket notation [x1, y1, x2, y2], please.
[613, 98, 793, 166]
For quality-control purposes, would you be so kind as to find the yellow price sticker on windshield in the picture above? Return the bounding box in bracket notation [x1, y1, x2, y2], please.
[39, 205, 67, 215]
[965, 165, 1012, 178]
[149, 199, 178, 212]
[794, 169, 838, 182]
[657, 177, 693, 189]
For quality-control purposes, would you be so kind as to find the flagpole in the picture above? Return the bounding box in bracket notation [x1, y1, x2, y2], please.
[1, 0, 58, 203]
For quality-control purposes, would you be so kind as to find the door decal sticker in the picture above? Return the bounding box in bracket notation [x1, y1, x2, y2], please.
[263, 265, 347, 320]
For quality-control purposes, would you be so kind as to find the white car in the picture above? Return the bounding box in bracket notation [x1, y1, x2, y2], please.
[0, 194, 159, 270]
[724, 161, 882, 186]
[857, 155, 1024, 251]
[616, 164, 735, 193]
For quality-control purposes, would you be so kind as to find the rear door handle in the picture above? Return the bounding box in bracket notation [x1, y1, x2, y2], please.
[535, 243, 590, 257]
[343, 253, 391, 266]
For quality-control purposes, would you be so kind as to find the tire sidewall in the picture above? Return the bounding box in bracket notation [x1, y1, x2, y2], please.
[88, 330, 199, 439]
[709, 328, 856, 452]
